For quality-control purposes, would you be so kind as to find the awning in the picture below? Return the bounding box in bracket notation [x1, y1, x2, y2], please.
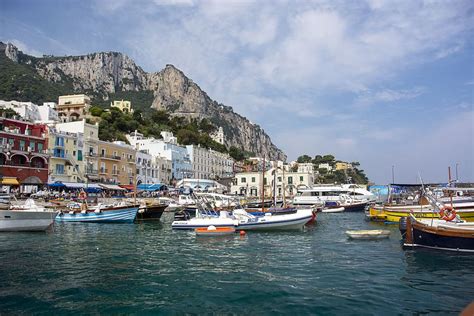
[119, 184, 135, 191]
[99, 184, 127, 191]
[48, 181, 66, 188]
[137, 184, 167, 191]
[1, 177, 20, 185]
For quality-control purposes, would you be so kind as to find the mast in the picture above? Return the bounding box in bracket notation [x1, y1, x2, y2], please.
[282, 166, 286, 208]
[448, 166, 453, 209]
[273, 164, 277, 207]
[261, 157, 265, 213]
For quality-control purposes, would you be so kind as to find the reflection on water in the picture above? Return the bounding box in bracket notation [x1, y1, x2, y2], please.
[0, 212, 473, 314]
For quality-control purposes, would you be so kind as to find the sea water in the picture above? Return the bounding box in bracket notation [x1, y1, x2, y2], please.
[0, 212, 473, 315]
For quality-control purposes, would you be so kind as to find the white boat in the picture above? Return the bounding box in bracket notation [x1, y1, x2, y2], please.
[345, 230, 391, 240]
[0, 199, 58, 232]
[233, 209, 314, 230]
[293, 185, 374, 206]
[172, 208, 314, 231]
[172, 210, 235, 229]
[321, 207, 345, 213]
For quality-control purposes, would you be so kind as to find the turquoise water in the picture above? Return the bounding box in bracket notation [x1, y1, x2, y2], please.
[1, 212, 473, 315]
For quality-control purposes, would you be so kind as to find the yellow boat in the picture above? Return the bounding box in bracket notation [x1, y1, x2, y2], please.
[368, 203, 474, 223]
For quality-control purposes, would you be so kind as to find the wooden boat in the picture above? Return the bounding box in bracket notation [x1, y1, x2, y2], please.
[322, 207, 345, 213]
[56, 203, 139, 223]
[402, 214, 474, 252]
[346, 230, 391, 240]
[136, 203, 167, 221]
[195, 226, 236, 236]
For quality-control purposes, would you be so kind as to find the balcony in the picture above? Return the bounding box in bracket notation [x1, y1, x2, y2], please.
[100, 153, 121, 161]
[85, 169, 99, 175]
[85, 152, 98, 157]
[99, 168, 108, 175]
[112, 170, 120, 175]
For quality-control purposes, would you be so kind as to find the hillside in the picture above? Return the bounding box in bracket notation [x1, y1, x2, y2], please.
[0, 42, 286, 161]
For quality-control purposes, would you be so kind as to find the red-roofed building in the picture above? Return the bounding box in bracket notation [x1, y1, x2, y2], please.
[0, 117, 49, 192]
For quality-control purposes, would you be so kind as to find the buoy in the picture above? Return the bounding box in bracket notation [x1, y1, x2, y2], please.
[207, 225, 217, 231]
[240, 230, 246, 236]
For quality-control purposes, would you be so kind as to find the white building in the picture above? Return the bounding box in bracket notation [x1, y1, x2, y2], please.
[231, 167, 314, 198]
[127, 131, 191, 181]
[210, 126, 225, 145]
[318, 163, 333, 171]
[186, 145, 235, 180]
[298, 163, 314, 174]
[37, 102, 59, 123]
[136, 150, 160, 185]
[0, 100, 41, 121]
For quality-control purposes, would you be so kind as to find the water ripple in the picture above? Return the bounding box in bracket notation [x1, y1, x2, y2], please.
[0, 212, 472, 315]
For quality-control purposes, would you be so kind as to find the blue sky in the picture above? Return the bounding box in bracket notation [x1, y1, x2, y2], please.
[1, 0, 473, 184]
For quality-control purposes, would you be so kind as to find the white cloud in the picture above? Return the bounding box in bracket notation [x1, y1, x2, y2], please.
[355, 87, 426, 107]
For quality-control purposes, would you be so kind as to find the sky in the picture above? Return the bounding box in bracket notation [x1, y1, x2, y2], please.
[0, 0, 473, 184]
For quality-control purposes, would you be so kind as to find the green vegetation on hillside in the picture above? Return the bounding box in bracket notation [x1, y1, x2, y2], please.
[92, 107, 249, 160]
[92, 90, 155, 114]
[0, 53, 73, 104]
[296, 154, 369, 184]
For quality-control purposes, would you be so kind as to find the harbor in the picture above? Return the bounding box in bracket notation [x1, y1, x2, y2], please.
[1, 211, 473, 314]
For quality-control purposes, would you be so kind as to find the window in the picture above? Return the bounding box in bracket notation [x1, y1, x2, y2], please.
[19, 140, 26, 151]
[264, 178, 267, 185]
[77, 150, 83, 161]
[73, 151, 76, 156]
[251, 177, 255, 183]
[29, 141, 35, 152]
[278, 177, 282, 182]
[288, 176, 293, 184]
[300, 176, 304, 182]
[101, 149, 105, 156]
[8, 138, 14, 146]
[38, 143, 43, 152]
[55, 164, 65, 174]
[241, 177, 246, 183]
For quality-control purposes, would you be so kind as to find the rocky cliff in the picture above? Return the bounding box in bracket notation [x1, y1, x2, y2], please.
[1, 42, 286, 160]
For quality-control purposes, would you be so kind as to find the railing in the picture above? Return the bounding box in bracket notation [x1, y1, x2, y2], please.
[85, 152, 98, 157]
[99, 168, 108, 174]
[85, 169, 99, 175]
[100, 153, 121, 160]
[112, 170, 120, 175]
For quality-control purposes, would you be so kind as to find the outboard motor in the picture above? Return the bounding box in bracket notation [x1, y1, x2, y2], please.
[399, 217, 407, 239]
[174, 210, 191, 221]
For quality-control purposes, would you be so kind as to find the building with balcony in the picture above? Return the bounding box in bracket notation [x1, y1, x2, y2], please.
[111, 100, 133, 113]
[127, 131, 191, 181]
[55, 119, 99, 182]
[136, 150, 160, 185]
[230, 167, 314, 198]
[47, 129, 83, 183]
[186, 144, 234, 179]
[0, 117, 49, 192]
[57, 94, 91, 123]
[97, 141, 136, 185]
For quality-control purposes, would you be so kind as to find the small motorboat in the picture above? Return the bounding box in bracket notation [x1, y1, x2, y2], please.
[322, 207, 345, 213]
[195, 225, 236, 236]
[345, 229, 391, 240]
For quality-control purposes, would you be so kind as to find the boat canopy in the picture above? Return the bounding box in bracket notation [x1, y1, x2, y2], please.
[137, 184, 167, 191]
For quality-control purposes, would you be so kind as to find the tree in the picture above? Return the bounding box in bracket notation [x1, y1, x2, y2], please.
[229, 146, 245, 161]
[89, 106, 103, 117]
[297, 154, 312, 163]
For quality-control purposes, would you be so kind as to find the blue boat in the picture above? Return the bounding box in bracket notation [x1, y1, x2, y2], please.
[56, 204, 139, 223]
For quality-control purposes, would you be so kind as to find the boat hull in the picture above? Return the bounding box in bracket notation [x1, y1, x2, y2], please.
[172, 218, 235, 230]
[136, 204, 166, 221]
[346, 230, 390, 240]
[403, 217, 474, 252]
[195, 227, 236, 236]
[236, 210, 314, 231]
[55, 206, 138, 223]
[0, 210, 57, 232]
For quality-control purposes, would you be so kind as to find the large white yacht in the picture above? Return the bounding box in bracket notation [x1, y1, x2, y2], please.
[292, 184, 375, 206]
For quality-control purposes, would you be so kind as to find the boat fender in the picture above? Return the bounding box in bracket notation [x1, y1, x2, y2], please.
[240, 230, 246, 236]
[440, 206, 456, 222]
